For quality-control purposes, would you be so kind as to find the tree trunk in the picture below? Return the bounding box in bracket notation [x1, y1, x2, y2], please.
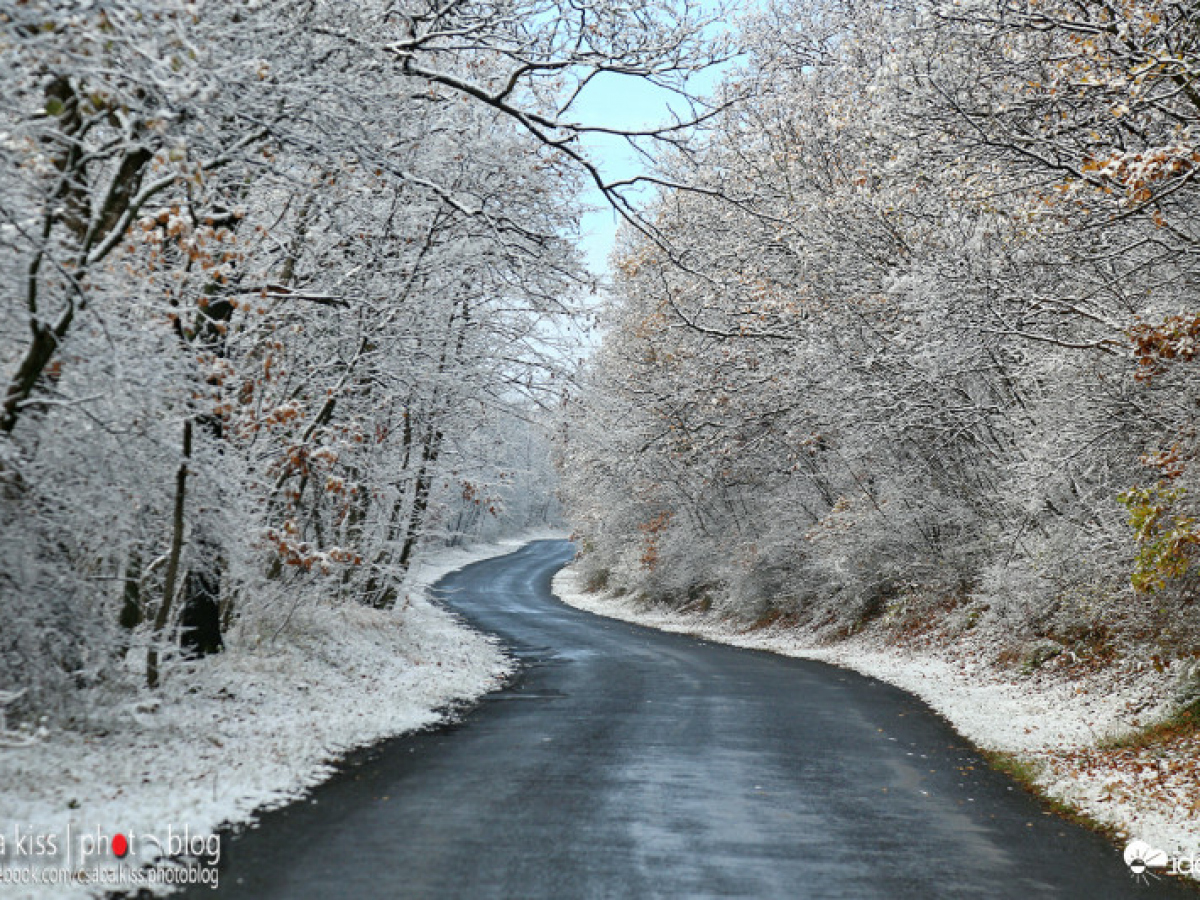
[147, 420, 191, 689]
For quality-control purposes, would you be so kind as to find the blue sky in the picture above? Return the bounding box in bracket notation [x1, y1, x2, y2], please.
[565, 67, 728, 276]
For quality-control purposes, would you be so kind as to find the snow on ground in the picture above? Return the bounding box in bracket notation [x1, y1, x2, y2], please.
[552, 565, 1200, 869]
[0, 531, 564, 899]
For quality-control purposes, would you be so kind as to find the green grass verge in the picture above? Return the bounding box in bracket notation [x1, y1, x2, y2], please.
[980, 749, 1124, 843]
[1096, 697, 1200, 753]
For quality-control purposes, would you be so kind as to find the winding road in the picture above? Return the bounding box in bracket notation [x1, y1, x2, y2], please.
[197, 539, 1195, 898]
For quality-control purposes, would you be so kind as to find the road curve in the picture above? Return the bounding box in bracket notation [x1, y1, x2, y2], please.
[196, 539, 1194, 899]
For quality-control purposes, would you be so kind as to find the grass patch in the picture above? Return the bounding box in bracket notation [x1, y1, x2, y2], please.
[583, 569, 610, 593]
[983, 748, 1045, 785]
[1096, 697, 1200, 753]
[980, 749, 1123, 843]
[747, 608, 798, 631]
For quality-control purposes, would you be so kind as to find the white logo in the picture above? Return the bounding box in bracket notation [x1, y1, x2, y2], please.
[1124, 840, 1169, 883]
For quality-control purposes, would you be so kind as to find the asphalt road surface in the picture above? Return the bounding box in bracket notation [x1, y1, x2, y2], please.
[196, 539, 1196, 899]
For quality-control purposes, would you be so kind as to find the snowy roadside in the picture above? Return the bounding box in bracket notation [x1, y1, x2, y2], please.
[0, 532, 563, 899]
[552, 564, 1200, 870]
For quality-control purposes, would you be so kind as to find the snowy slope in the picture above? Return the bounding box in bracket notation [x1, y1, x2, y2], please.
[0, 533, 563, 899]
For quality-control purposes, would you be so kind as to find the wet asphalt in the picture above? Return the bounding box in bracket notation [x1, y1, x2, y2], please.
[192, 539, 1197, 899]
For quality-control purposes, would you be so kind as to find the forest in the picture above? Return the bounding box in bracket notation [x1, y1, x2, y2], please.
[0, 0, 730, 714]
[4, 0, 1199, 722]
[561, 0, 1200, 670]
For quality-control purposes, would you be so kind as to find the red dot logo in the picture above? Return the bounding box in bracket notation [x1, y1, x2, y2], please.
[112, 834, 129, 858]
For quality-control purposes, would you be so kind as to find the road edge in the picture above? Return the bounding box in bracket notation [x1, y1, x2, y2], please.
[550, 562, 1200, 888]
